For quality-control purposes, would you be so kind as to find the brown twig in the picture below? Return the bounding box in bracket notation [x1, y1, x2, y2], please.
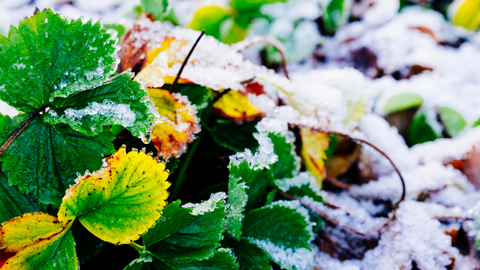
[324, 175, 352, 190]
[279, 128, 407, 236]
[0, 105, 48, 156]
[234, 36, 290, 79]
[325, 130, 406, 204]
[169, 30, 205, 93]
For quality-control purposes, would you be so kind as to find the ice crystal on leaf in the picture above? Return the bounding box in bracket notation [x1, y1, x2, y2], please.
[0, 9, 155, 207]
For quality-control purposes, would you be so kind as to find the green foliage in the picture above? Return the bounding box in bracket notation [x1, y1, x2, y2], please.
[0, 166, 41, 223]
[141, 0, 171, 21]
[438, 106, 467, 137]
[224, 238, 271, 270]
[408, 107, 442, 145]
[189, 6, 231, 40]
[225, 178, 248, 240]
[208, 119, 259, 152]
[0, 9, 154, 207]
[322, 0, 352, 31]
[383, 92, 424, 115]
[138, 194, 238, 269]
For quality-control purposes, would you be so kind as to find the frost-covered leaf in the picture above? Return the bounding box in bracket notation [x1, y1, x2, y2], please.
[242, 200, 315, 270]
[224, 238, 271, 270]
[151, 249, 238, 270]
[0, 9, 118, 113]
[213, 90, 263, 124]
[438, 106, 467, 138]
[174, 84, 212, 121]
[228, 131, 277, 210]
[0, 168, 41, 223]
[189, 6, 230, 40]
[256, 118, 300, 179]
[408, 107, 442, 145]
[0, 115, 115, 208]
[143, 193, 227, 262]
[0, 213, 77, 269]
[274, 172, 323, 202]
[209, 119, 259, 153]
[149, 89, 200, 159]
[45, 73, 154, 137]
[449, 0, 480, 30]
[322, 0, 352, 31]
[57, 147, 170, 245]
[300, 128, 329, 183]
[382, 92, 423, 115]
[142, 0, 171, 21]
[225, 178, 248, 240]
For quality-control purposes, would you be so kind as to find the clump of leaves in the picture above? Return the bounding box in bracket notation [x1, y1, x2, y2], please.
[0, 9, 156, 207]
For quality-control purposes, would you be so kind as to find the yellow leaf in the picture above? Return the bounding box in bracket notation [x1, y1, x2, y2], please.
[300, 128, 330, 184]
[451, 0, 480, 30]
[0, 213, 77, 269]
[58, 147, 171, 245]
[344, 98, 366, 129]
[149, 89, 201, 159]
[213, 90, 263, 124]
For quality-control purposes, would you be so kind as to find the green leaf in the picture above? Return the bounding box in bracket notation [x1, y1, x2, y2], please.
[219, 18, 247, 45]
[104, 23, 126, 39]
[209, 120, 259, 153]
[0, 168, 41, 223]
[230, 0, 288, 14]
[229, 161, 273, 211]
[450, 0, 480, 30]
[438, 106, 467, 138]
[0, 213, 77, 269]
[383, 92, 424, 115]
[242, 200, 313, 250]
[474, 116, 480, 128]
[322, 0, 352, 31]
[151, 249, 238, 270]
[274, 172, 323, 202]
[408, 107, 442, 146]
[57, 147, 171, 245]
[45, 73, 154, 137]
[0, 115, 115, 208]
[224, 238, 271, 270]
[124, 257, 154, 270]
[242, 201, 315, 270]
[267, 132, 299, 180]
[141, 0, 171, 21]
[143, 193, 227, 262]
[189, 6, 231, 40]
[225, 177, 248, 240]
[0, 9, 118, 112]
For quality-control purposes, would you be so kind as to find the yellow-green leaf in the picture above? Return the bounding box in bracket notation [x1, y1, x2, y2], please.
[0, 213, 77, 269]
[450, 0, 480, 30]
[57, 147, 171, 245]
[189, 6, 231, 40]
[300, 128, 330, 184]
[213, 90, 263, 124]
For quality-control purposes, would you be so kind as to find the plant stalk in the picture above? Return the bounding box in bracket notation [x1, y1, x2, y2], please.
[0, 105, 48, 157]
[129, 242, 144, 254]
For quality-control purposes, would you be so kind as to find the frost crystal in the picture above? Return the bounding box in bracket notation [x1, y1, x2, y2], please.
[183, 192, 227, 216]
[247, 238, 315, 270]
[267, 200, 316, 241]
[274, 172, 323, 196]
[229, 132, 278, 170]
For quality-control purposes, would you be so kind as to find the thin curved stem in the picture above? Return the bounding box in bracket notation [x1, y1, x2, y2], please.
[129, 242, 144, 253]
[0, 105, 48, 157]
[234, 36, 290, 79]
[169, 30, 205, 93]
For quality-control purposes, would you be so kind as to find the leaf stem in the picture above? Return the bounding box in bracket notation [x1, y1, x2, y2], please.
[169, 30, 206, 93]
[170, 132, 204, 200]
[0, 105, 48, 157]
[129, 242, 144, 254]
